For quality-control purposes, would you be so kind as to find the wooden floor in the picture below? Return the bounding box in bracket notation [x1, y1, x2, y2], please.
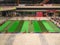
[0, 33, 60, 45]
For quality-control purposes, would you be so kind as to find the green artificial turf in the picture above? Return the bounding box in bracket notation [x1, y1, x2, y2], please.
[32, 20, 42, 32]
[21, 21, 29, 33]
[8, 20, 20, 32]
[0, 20, 11, 32]
[41, 20, 55, 32]
[38, 21, 48, 32]
[16, 20, 24, 32]
[46, 21, 60, 32]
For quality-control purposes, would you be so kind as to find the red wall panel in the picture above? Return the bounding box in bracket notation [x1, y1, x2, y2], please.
[36, 12, 43, 17]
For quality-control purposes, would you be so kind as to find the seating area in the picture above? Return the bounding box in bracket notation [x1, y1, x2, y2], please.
[51, 17, 60, 27]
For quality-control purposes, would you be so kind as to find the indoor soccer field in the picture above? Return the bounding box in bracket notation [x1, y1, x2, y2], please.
[0, 20, 60, 33]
